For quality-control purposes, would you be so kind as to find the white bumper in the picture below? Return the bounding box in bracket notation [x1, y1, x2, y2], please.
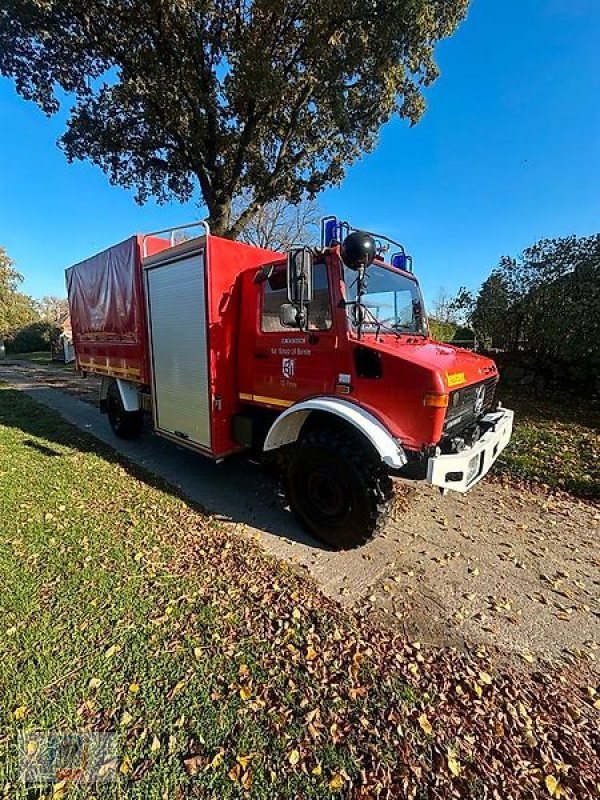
[427, 408, 514, 493]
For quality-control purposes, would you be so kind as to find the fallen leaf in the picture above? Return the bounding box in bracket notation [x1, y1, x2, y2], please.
[418, 713, 433, 735]
[447, 751, 461, 777]
[241, 768, 253, 789]
[545, 774, 560, 797]
[183, 755, 203, 776]
[329, 773, 344, 791]
[236, 754, 255, 770]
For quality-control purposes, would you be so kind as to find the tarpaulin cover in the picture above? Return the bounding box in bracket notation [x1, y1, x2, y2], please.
[66, 237, 141, 342]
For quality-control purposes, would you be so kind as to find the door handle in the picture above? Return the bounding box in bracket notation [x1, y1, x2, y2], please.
[254, 350, 269, 359]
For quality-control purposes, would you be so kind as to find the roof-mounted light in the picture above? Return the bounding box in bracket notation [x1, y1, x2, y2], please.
[321, 216, 341, 248]
[391, 252, 413, 272]
[320, 216, 413, 270]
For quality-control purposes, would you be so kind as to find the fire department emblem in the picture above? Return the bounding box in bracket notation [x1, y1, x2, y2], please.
[282, 358, 295, 378]
[474, 384, 486, 414]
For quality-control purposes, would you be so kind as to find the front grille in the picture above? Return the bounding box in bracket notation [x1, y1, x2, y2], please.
[444, 377, 498, 434]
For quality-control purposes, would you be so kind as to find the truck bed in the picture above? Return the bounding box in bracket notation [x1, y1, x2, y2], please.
[66, 235, 168, 384]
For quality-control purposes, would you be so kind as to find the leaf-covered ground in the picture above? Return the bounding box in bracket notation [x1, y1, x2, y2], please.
[496, 390, 599, 500]
[1, 386, 599, 799]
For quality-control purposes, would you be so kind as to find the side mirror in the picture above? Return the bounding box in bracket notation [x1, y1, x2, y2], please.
[279, 303, 301, 328]
[286, 248, 313, 305]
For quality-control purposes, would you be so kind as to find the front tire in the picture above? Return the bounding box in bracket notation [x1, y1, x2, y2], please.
[106, 381, 143, 440]
[285, 428, 393, 549]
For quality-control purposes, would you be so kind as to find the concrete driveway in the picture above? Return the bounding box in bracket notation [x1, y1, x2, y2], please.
[1, 361, 598, 676]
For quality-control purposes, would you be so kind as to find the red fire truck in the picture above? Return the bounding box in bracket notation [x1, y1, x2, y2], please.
[66, 217, 513, 549]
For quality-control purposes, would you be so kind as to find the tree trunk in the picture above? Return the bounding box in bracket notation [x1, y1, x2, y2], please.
[207, 198, 232, 238]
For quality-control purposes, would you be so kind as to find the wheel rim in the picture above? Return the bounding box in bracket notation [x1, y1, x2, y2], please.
[299, 462, 350, 526]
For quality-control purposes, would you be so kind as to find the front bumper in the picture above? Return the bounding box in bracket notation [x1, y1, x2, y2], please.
[426, 408, 514, 493]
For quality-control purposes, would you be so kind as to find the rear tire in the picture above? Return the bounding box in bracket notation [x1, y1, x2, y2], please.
[106, 382, 143, 440]
[285, 428, 393, 550]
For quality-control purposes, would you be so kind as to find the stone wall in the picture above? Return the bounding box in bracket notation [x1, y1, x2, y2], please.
[487, 350, 600, 397]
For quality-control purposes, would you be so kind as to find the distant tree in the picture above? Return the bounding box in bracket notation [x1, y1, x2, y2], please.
[0, 0, 469, 237]
[471, 235, 600, 360]
[36, 296, 69, 324]
[234, 195, 320, 252]
[0, 247, 37, 344]
[471, 270, 512, 349]
[429, 287, 458, 341]
[448, 286, 475, 325]
[514, 235, 600, 361]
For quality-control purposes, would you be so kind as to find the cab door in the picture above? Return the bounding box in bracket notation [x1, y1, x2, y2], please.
[244, 260, 339, 409]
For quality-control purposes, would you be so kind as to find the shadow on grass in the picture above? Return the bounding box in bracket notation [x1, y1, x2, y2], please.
[0, 383, 327, 550]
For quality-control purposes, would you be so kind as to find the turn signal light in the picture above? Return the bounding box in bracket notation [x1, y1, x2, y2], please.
[423, 392, 449, 408]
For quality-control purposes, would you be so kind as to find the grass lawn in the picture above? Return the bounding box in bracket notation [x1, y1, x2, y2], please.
[497, 390, 599, 500]
[3, 351, 54, 364]
[1, 386, 599, 799]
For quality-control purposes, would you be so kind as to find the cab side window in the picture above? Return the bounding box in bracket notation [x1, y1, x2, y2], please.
[261, 262, 332, 332]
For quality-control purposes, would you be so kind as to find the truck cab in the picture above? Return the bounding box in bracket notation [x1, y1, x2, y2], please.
[233, 218, 513, 547]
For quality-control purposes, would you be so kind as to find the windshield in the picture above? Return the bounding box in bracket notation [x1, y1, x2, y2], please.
[343, 263, 428, 335]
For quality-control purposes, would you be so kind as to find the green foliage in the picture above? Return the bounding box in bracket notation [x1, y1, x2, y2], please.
[471, 270, 513, 349]
[6, 321, 60, 353]
[0, 0, 469, 236]
[451, 325, 475, 347]
[428, 317, 457, 342]
[472, 235, 600, 361]
[0, 247, 37, 339]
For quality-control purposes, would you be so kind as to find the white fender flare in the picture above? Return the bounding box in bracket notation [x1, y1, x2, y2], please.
[100, 377, 140, 412]
[263, 396, 407, 469]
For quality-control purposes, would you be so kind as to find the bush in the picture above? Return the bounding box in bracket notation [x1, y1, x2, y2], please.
[6, 321, 60, 353]
[429, 318, 456, 342]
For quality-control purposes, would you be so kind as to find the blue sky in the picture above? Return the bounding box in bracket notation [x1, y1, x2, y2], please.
[1, 0, 599, 304]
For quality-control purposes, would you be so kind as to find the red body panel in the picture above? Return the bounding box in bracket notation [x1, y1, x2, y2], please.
[66, 235, 169, 383]
[204, 236, 281, 455]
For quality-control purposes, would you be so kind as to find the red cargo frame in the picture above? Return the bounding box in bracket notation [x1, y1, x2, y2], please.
[66, 235, 170, 384]
[66, 231, 278, 457]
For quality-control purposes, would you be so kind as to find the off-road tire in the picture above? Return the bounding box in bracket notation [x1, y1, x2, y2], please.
[285, 428, 393, 550]
[106, 381, 143, 440]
